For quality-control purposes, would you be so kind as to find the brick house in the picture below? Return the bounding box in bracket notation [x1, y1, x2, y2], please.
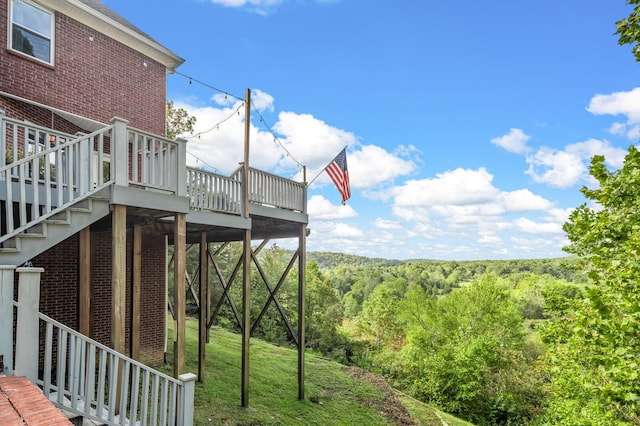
[0, 0, 308, 422]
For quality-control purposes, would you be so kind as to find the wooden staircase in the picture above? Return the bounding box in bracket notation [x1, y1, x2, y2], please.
[0, 192, 111, 266]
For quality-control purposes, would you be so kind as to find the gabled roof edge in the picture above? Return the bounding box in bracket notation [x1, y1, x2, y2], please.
[50, 0, 185, 73]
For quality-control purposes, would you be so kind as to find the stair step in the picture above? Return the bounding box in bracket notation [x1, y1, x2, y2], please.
[0, 237, 19, 251]
[69, 199, 93, 213]
[18, 233, 45, 239]
[0, 195, 110, 264]
[25, 222, 47, 236]
[47, 210, 71, 223]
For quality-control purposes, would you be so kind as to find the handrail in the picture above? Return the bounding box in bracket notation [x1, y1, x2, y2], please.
[0, 117, 113, 244]
[230, 166, 307, 213]
[186, 166, 242, 214]
[37, 311, 196, 426]
[127, 126, 184, 194]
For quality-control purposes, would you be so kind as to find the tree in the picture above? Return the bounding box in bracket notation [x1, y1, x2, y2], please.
[396, 276, 543, 425]
[357, 283, 405, 350]
[304, 260, 352, 360]
[166, 100, 196, 139]
[616, 0, 640, 61]
[540, 148, 640, 424]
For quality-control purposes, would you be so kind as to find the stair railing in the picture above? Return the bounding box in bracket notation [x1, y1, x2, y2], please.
[0, 113, 114, 244]
[37, 312, 196, 426]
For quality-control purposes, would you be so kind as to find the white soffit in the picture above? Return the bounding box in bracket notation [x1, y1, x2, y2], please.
[1, 91, 108, 133]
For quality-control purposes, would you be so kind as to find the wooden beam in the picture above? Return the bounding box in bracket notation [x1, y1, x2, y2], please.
[111, 204, 126, 414]
[173, 213, 186, 378]
[198, 231, 208, 382]
[241, 230, 251, 407]
[208, 253, 243, 329]
[132, 224, 142, 361]
[79, 227, 91, 337]
[250, 251, 298, 343]
[298, 224, 307, 400]
[111, 205, 126, 354]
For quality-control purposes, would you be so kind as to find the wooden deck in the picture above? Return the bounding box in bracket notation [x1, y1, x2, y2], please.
[0, 376, 71, 426]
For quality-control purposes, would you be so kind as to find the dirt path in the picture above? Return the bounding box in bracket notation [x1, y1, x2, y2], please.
[343, 366, 419, 425]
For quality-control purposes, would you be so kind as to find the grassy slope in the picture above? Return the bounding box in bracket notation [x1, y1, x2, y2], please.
[162, 319, 453, 425]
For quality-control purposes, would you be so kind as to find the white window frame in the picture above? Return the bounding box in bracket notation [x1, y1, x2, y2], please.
[8, 0, 54, 65]
[92, 151, 111, 188]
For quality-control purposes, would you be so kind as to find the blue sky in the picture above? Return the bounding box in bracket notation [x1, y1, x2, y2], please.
[105, 0, 640, 260]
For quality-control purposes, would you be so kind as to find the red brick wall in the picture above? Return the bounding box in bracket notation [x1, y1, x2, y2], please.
[34, 234, 79, 330]
[0, 0, 167, 134]
[34, 223, 167, 367]
[139, 232, 167, 365]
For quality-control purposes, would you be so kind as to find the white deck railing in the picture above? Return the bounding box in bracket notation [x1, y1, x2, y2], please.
[38, 313, 196, 426]
[231, 166, 306, 212]
[187, 166, 242, 214]
[127, 125, 184, 194]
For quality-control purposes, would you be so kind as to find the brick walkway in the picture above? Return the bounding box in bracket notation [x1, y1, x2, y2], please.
[0, 376, 72, 426]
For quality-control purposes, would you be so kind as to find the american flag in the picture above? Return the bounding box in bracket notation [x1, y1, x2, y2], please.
[325, 148, 351, 205]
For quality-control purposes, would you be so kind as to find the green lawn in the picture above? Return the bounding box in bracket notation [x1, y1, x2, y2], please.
[163, 319, 467, 425]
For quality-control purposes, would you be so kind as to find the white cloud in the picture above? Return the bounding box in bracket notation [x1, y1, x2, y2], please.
[390, 169, 557, 230]
[608, 122, 626, 136]
[330, 223, 364, 238]
[477, 234, 503, 245]
[545, 207, 573, 224]
[491, 128, 531, 154]
[209, 0, 282, 15]
[273, 111, 358, 170]
[250, 89, 275, 113]
[373, 218, 403, 231]
[348, 145, 416, 189]
[377, 166, 567, 259]
[525, 147, 583, 188]
[393, 168, 499, 207]
[499, 189, 553, 212]
[180, 98, 283, 173]
[525, 139, 626, 188]
[587, 87, 640, 123]
[513, 217, 563, 234]
[308, 195, 357, 220]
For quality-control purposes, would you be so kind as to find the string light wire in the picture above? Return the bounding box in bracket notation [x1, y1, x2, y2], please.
[173, 71, 307, 179]
[183, 102, 244, 139]
[251, 100, 304, 170]
[174, 71, 244, 102]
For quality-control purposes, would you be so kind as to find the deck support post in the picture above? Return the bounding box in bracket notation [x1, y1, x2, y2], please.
[198, 231, 208, 382]
[111, 205, 127, 355]
[298, 224, 307, 400]
[173, 212, 187, 378]
[132, 224, 142, 360]
[111, 204, 126, 414]
[79, 227, 91, 336]
[241, 229, 251, 408]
